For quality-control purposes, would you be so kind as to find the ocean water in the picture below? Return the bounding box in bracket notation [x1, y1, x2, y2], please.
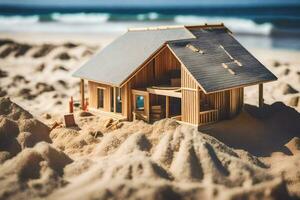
[0, 2, 300, 50]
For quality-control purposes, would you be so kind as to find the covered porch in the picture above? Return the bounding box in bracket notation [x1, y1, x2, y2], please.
[131, 86, 182, 123]
[131, 85, 221, 125]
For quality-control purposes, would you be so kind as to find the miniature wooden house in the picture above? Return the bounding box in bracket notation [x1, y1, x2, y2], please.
[73, 24, 277, 127]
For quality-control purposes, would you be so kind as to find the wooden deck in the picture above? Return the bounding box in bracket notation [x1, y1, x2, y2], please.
[89, 108, 127, 121]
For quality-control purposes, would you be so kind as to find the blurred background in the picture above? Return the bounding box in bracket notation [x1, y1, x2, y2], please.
[0, 0, 300, 50]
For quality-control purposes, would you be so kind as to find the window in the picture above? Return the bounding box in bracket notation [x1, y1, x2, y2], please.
[110, 87, 122, 113]
[97, 88, 104, 109]
[116, 88, 122, 113]
[136, 95, 145, 111]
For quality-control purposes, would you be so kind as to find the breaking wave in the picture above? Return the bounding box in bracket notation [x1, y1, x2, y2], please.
[0, 15, 39, 25]
[0, 12, 275, 36]
[51, 13, 110, 24]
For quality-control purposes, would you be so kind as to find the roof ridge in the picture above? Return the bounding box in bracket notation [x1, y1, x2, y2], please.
[128, 23, 226, 32]
[128, 25, 185, 31]
[185, 23, 225, 30]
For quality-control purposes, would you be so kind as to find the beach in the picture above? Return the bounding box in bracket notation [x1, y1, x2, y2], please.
[0, 28, 300, 200]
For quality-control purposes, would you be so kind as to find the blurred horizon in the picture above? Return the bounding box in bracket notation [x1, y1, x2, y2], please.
[1, 0, 300, 7]
[0, 0, 300, 50]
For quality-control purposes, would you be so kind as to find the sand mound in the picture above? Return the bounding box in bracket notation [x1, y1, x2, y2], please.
[0, 39, 14, 47]
[55, 52, 72, 60]
[32, 44, 55, 58]
[64, 158, 95, 178]
[14, 44, 32, 57]
[34, 142, 73, 174]
[18, 119, 51, 143]
[0, 151, 11, 163]
[285, 137, 300, 155]
[0, 41, 32, 58]
[0, 97, 32, 120]
[48, 123, 290, 200]
[13, 75, 29, 84]
[201, 103, 300, 156]
[281, 83, 298, 95]
[50, 127, 98, 155]
[0, 142, 72, 200]
[53, 64, 69, 72]
[78, 111, 93, 117]
[288, 96, 299, 107]
[35, 63, 46, 72]
[17, 132, 35, 149]
[0, 87, 7, 97]
[63, 42, 78, 48]
[268, 153, 300, 198]
[0, 40, 32, 58]
[114, 132, 152, 155]
[18, 88, 36, 100]
[0, 69, 8, 78]
[0, 98, 51, 162]
[0, 116, 19, 141]
[0, 44, 18, 58]
[0, 99, 296, 199]
[0, 116, 21, 158]
[35, 82, 55, 94]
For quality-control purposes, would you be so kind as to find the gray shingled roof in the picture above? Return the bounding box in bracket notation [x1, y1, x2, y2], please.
[73, 28, 194, 85]
[168, 28, 277, 93]
[73, 25, 277, 93]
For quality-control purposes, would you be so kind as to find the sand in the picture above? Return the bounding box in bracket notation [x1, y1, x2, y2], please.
[0, 32, 300, 199]
[0, 98, 297, 199]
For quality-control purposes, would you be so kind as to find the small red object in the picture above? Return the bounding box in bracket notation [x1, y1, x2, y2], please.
[69, 96, 74, 113]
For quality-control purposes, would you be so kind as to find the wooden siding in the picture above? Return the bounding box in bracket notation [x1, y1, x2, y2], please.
[181, 66, 199, 125]
[199, 87, 243, 123]
[124, 47, 181, 120]
[154, 47, 181, 82]
[128, 47, 181, 88]
[88, 81, 111, 112]
[206, 90, 229, 120]
[229, 87, 244, 117]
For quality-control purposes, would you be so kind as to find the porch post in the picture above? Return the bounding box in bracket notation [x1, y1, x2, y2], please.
[259, 83, 264, 108]
[145, 93, 150, 123]
[113, 87, 117, 113]
[80, 79, 84, 110]
[196, 87, 200, 125]
[166, 96, 169, 118]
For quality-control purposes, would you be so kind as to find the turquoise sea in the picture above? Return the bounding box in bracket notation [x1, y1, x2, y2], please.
[0, 0, 300, 50]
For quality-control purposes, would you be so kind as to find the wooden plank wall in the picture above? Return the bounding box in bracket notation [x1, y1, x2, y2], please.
[154, 47, 181, 82]
[128, 47, 180, 89]
[206, 91, 228, 119]
[124, 47, 181, 121]
[181, 66, 199, 125]
[88, 81, 111, 112]
[204, 87, 243, 120]
[229, 87, 244, 117]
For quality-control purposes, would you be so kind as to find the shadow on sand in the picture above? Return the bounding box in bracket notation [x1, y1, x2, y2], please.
[199, 102, 300, 157]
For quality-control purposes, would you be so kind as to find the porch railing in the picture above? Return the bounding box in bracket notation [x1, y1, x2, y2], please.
[199, 109, 219, 125]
